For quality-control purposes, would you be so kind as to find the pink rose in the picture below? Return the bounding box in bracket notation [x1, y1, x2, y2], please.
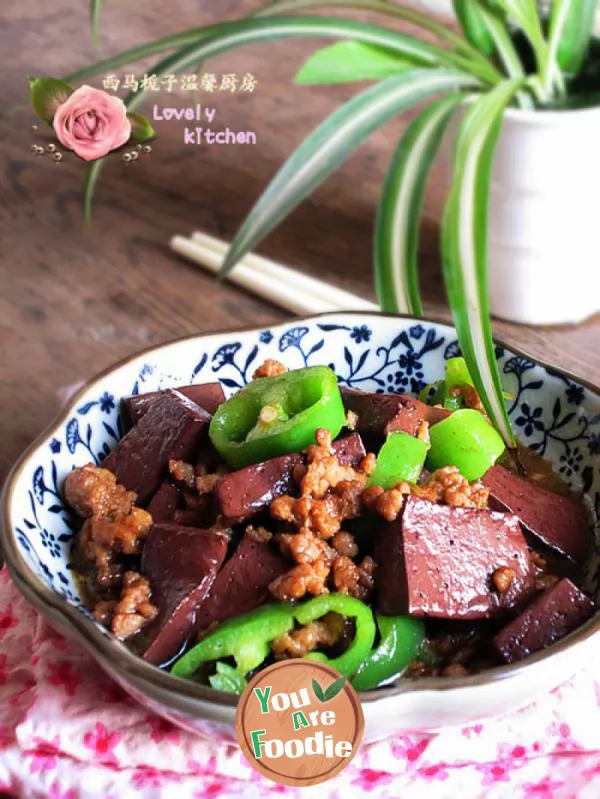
[53, 85, 131, 161]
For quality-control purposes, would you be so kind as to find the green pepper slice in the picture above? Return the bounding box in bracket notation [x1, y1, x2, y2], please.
[443, 356, 473, 410]
[170, 602, 295, 678]
[352, 614, 424, 691]
[441, 358, 512, 410]
[171, 594, 376, 685]
[367, 431, 429, 489]
[427, 408, 505, 481]
[209, 366, 346, 469]
[419, 380, 444, 406]
[209, 662, 249, 694]
[296, 594, 376, 678]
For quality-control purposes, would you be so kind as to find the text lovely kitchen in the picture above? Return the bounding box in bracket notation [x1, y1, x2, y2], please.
[152, 104, 257, 145]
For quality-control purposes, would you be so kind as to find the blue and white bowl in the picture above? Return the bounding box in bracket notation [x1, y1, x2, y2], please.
[2, 312, 600, 740]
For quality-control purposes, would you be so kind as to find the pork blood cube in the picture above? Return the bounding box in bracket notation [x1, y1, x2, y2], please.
[195, 529, 291, 632]
[215, 433, 366, 521]
[216, 452, 301, 521]
[103, 389, 211, 505]
[141, 524, 229, 665]
[146, 481, 180, 523]
[375, 496, 535, 619]
[122, 382, 226, 427]
[332, 433, 368, 466]
[341, 387, 449, 438]
[492, 578, 595, 663]
[483, 465, 591, 565]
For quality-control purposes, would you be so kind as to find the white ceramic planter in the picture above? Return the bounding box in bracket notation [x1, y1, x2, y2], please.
[484, 104, 600, 325]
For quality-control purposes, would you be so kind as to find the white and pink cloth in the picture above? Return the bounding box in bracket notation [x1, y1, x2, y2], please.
[0, 567, 600, 798]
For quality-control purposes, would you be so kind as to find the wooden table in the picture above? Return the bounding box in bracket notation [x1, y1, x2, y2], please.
[1, 0, 599, 487]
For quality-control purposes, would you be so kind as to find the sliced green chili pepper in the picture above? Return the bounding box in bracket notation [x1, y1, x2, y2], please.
[427, 408, 505, 481]
[172, 594, 376, 684]
[443, 356, 474, 411]
[171, 602, 295, 678]
[209, 662, 248, 694]
[296, 594, 376, 678]
[352, 614, 425, 691]
[419, 380, 444, 406]
[368, 431, 428, 489]
[452, 0, 496, 56]
[209, 365, 346, 469]
[442, 357, 511, 409]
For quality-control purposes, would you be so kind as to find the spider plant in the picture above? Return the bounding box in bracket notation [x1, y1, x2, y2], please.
[66, 0, 599, 446]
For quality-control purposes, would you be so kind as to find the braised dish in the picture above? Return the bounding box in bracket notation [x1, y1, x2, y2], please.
[63, 357, 595, 694]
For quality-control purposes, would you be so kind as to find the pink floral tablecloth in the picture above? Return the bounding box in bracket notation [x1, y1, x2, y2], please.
[1, 569, 600, 798]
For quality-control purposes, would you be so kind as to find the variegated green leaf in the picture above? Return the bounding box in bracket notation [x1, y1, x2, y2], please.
[442, 78, 525, 445]
[264, 0, 489, 60]
[453, 0, 496, 56]
[66, 1, 498, 86]
[476, 2, 532, 107]
[295, 41, 413, 84]
[221, 69, 479, 277]
[81, 16, 486, 221]
[549, 0, 597, 79]
[494, 0, 549, 84]
[67, 15, 500, 87]
[375, 94, 464, 315]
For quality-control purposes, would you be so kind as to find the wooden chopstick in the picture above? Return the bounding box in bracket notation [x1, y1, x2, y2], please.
[191, 230, 379, 313]
[170, 236, 337, 314]
[169, 233, 379, 315]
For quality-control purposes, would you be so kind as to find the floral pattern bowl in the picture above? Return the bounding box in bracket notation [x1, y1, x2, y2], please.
[2, 312, 600, 741]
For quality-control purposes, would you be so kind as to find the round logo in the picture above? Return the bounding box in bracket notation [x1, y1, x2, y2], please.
[236, 659, 364, 787]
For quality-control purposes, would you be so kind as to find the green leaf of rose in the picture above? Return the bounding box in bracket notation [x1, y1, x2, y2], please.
[29, 76, 74, 124]
[311, 678, 326, 703]
[127, 112, 156, 143]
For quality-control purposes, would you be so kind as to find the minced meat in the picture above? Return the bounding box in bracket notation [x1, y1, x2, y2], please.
[253, 359, 287, 379]
[271, 612, 344, 659]
[64, 464, 135, 519]
[363, 465, 489, 522]
[269, 429, 375, 602]
[93, 571, 158, 640]
[65, 464, 157, 636]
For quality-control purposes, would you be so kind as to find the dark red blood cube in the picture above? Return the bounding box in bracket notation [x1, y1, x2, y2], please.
[195, 530, 291, 632]
[341, 388, 449, 438]
[147, 481, 180, 523]
[172, 491, 214, 528]
[375, 496, 535, 619]
[215, 433, 366, 521]
[332, 433, 367, 466]
[122, 382, 225, 427]
[492, 578, 595, 663]
[483, 465, 591, 565]
[103, 389, 210, 505]
[141, 524, 229, 666]
[216, 453, 301, 521]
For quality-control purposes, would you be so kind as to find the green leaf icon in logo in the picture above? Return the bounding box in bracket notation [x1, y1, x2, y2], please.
[312, 676, 346, 703]
[311, 678, 326, 702]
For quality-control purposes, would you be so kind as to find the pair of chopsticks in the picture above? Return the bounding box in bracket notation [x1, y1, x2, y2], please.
[170, 231, 379, 315]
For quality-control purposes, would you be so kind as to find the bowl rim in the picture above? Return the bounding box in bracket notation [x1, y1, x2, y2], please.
[2, 310, 599, 710]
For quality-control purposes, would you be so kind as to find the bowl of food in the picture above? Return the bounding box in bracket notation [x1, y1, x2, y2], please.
[2, 312, 599, 741]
